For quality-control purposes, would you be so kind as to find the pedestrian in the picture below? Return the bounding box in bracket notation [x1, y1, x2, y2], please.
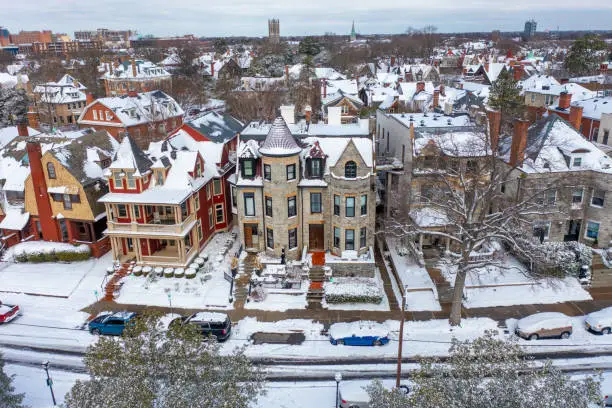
[280, 247, 286, 265]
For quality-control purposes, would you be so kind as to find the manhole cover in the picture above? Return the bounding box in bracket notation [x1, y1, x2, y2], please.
[251, 332, 305, 345]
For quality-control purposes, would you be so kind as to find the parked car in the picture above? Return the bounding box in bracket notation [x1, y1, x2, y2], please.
[329, 321, 390, 346]
[88, 312, 137, 336]
[339, 382, 409, 408]
[515, 312, 573, 340]
[0, 302, 20, 324]
[169, 312, 231, 341]
[585, 307, 612, 335]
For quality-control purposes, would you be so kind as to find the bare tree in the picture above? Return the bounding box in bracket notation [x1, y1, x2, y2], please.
[384, 118, 574, 326]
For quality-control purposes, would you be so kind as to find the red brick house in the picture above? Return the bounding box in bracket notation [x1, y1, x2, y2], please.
[77, 90, 183, 150]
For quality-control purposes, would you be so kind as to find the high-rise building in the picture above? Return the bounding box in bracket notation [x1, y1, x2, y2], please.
[268, 19, 280, 44]
[523, 19, 537, 40]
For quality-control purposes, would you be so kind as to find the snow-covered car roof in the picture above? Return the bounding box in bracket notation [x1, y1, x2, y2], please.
[189, 312, 228, 323]
[516, 312, 571, 331]
[585, 307, 612, 324]
[328, 321, 389, 339]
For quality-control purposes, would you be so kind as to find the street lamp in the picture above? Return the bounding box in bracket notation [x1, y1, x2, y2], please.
[335, 372, 342, 408]
[41, 361, 57, 406]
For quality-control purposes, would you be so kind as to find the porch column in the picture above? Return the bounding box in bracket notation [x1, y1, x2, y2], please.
[111, 237, 119, 261]
[65, 220, 74, 243]
[88, 222, 95, 242]
[174, 206, 180, 224]
[134, 237, 143, 263]
[445, 237, 451, 256]
[177, 239, 185, 264]
[418, 233, 424, 252]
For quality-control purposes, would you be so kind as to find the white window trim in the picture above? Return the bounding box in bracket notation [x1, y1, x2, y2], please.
[584, 220, 600, 241]
[532, 221, 551, 241]
[215, 204, 225, 225]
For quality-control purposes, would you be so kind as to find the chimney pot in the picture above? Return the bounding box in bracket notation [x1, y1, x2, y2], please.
[17, 122, 29, 137]
[558, 91, 571, 110]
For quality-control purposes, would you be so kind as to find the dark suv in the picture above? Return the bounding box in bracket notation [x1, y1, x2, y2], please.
[171, 312, 232, 341]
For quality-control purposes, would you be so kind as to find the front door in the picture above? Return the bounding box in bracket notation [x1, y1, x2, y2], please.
[309, 224, 324, 250]
[564, 220, 582, 242]
[244, 224, 258, 249]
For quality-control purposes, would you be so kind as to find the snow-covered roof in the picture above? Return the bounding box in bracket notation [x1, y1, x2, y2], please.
[184, 111, 242, 143]
[110, 136, 153, 175]
[414, 130, 491, 158]
[33, 74, 87, 104]
[0, 209, 30, 231]
[0, 126, 41, 149]
[78, 90, 183, 127]
[519, 74, 560, 91]
[259, 117, 302, 157]
[102, 59, 170, 80]
[501, 115, 612, 174]
[409, 207, 450, 227]
[0, 72, 28, 89]
[386, 112, 472, 129]
[572, 97, 612, 120]
[525, 83, 595, 101]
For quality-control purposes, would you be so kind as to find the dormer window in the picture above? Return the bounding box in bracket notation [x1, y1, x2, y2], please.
[195, 161, 202, 177]
[345, 161, 357, 178]
[113, 172, 123, 188]
[156, 170, 164, 185]
[242, 159, 255, 178]
[126, 171, 136, 189]
[310, 158, 323, 178]
[572, 157, 582, 168]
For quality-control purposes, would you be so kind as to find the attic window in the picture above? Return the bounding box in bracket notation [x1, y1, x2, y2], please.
[572, 157, 582, 168]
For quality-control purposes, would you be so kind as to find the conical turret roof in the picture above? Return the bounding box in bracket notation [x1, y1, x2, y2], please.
[259, 117, 301, 157]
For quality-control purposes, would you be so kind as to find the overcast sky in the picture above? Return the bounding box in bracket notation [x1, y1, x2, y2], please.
[4, 0, 612, 37]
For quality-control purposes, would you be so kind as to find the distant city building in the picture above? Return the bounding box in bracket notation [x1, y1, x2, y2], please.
[0, 26, 10, 46]
[268, 19, 280, 44]
[523, 19, 537, 40]
[101, 58, 172, 97]
[492, 30, 501, 42]
[350, 21, 357, 42]
[74, 28, 133, 46]
[10, 30, 52, 45]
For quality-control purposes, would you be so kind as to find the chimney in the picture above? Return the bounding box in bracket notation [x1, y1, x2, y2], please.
[486, 108, 501, 151]
[433, 89, 440, 109]
[27, 107, 40, 130]
[390, 56, 396, 67]
[26, 141, 61, 242]
[285, 64, 289, 83]
[17, 122, 29, 137]
[600, 63, 608, 75]
[558, 91, 571, 110]
[305, 105, 312, 123]
[86, 92, 94, 105]
[484, 61, 489, 73]
[416, 81, 425, 93]
[513, 65, 522, 81]
[210, 61, 215, 78]
[560, 78, 569, 85]
[127, 90, 138, 97]
[569, 105, 583, 131]
[439, 84, 445, 96]
[131, 58, 137, 77]
[510, 119, 529, 167]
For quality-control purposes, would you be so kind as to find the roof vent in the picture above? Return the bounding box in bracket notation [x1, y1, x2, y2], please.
[447, 119, 452, 125]
[420, 120, 425, 126]
[170, 151, 177, 159]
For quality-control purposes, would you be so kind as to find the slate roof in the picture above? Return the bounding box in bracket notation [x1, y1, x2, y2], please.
[110, 135, 153, 175]
[186, 111, 243, 143]
[259, 117, 302, 156]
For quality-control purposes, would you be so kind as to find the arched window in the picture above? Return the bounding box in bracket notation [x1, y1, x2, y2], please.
[47, 162, 56, 179]
[344, 161, 357, 178]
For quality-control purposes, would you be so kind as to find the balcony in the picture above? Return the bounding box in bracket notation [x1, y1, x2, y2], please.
[106, 213, 195, 236]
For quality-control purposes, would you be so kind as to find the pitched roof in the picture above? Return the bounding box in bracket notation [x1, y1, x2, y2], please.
[186, 111, 243, 143]
[110, 135, 153, 175]
[259, 117, 302, 156]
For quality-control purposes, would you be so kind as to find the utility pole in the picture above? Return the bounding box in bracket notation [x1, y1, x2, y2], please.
[42, 361, 57, 406]
[396, 286, 406, 388]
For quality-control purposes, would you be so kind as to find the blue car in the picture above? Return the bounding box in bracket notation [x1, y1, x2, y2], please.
[88, 312, 137, 336]
[329, 321, 390, 346]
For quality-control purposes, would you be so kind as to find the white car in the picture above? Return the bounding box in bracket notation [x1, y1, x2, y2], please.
[515, 312, 573, 340]
[585, 307, 612, 335]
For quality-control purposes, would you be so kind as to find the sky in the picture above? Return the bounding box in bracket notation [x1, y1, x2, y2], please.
[3, 0, 612, 37]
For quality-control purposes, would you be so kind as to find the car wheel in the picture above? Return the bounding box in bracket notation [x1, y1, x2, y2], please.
[373, 339, 382, 346]
[91, 328, 101, 336]
[602, 327, 611, 335]
[337, 339, 345, 345]
[560, 332, 570, 339]
[528, 333, 539, 340]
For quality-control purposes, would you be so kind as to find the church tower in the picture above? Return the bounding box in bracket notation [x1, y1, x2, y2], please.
[268, 19, 280, 44]
[350, 20, 357, 42]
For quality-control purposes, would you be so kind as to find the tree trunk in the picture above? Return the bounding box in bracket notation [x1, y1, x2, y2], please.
[449, 265, 468, 326]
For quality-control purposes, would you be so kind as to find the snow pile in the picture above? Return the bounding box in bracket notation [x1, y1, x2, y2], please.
[328, 321, 389, 339]
[324, 277, 382, 304]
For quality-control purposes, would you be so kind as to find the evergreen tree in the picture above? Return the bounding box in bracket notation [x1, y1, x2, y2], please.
[0, 352, 26, 408]
[0, 87, 29, 128]
[64, 314, 265, 408]
[298, 37, 321, 57]
[488, 69, 525, 132]
[564, 34, 607, 76]
[367, 332, 601, 408]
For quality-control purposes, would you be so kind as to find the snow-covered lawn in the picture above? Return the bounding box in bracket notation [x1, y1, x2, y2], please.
[322, 268, 390, 311]
[438, 256, 592, 308]
[385, 237, 441, 312]
[245, 292, 308, 311]
[2, 241, 90, 261]
[115, 229, 240, 310]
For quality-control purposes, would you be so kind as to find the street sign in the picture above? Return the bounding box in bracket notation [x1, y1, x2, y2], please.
[224, 271, 233, 283]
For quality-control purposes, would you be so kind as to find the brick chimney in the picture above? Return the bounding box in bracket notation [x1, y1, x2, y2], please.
[433, 89, 440, 109]
[486, 108, 501, 151]
[17, 122, 29, 137]
[484, 61, 489, 73]
[509, 119, 529, 167]
[86, 92, 94, 105]
[27, 107, 40, 130]
[439, 84, 445, 96]
[390, 56, 396, 67]
[210, 61, 215, 77]
[569, 105, 583, 131]
[560, 78, 569, 85]
[600, 63, 608, 75]
[513, 65, 523, 81]
[305, 105, 312, 123]
[558, 91, 571, 110]
[127, 90, 138, 97]
[26, 141, 61, 242]
[416, 81, 425, 93]
[131, 58, 137, 77]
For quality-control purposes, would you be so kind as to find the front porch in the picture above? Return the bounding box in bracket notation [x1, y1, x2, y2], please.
[110, 232, 198, 267]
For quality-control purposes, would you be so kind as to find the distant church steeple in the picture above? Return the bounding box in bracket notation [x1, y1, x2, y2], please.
[350, 20, 356, 42]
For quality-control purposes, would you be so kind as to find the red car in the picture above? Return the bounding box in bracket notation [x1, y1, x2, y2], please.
[0, 303, 20, 324]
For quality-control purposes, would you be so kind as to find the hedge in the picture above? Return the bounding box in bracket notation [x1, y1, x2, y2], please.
[14, 249, 91, 263]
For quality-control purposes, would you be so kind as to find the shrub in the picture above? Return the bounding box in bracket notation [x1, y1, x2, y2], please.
[56, 251, 90, 262]
[324, 278, 383, 304]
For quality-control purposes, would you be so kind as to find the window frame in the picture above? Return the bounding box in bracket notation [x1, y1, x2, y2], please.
[585, 220, 600, 240]
[287, 196, 297, 218]
[360, 194, 367, 215]
[213, 179, 222, 195]
[244, 192, 255, 217]
[345, 196, 355, 217]
[242, 159, 255, 178]
[310, 192, 322, 214]
[333, 227, 340, 248]
[126, 171, 136, 189]
[345, 229, 355, 250]
[215, 203, 224, 224]
[288, 228, 298, 249]
[264, 164, 272, 181]
[266, 228, 274, 249]
[265, 196, 273, 217]
[310, 158, 322, 178]
[532, 221, 551, 241]
[360, 227, 367, 248]
[286, 164, 296, 181]
[591, 189, 605, 208]
[113, 172, 123, 189]
[47, 162, 56, 179]
[344, 161, 357, 178]
[334, 195, 340, 216]
[117, 204, 127, 218]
